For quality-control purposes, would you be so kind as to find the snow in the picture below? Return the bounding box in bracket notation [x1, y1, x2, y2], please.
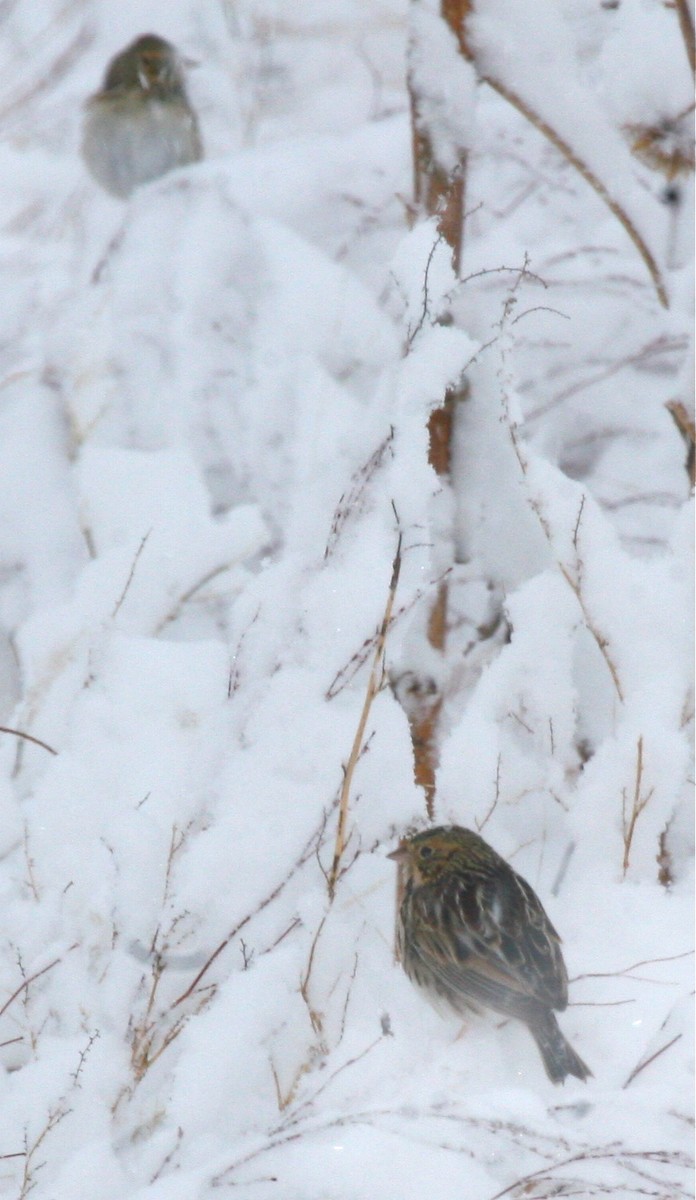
[0, 1, 692, 1198]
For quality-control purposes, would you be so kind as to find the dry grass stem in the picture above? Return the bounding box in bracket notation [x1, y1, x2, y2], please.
[327, 531, 402, 898]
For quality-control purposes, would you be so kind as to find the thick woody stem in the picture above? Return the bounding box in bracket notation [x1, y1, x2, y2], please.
[406, 0, 472, 817]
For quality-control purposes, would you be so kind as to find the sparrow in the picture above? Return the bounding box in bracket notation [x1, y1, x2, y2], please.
[82, 33, 203, 198]
[389, 825, 591, 1084]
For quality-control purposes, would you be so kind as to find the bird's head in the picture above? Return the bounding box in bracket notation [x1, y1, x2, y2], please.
[102, 34, 186, 97]
[388, 826, 472, 886]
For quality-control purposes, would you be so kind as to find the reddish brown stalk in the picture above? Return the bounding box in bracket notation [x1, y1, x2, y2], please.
[406, 0, 472, 817]
[674, 0, 695, 76]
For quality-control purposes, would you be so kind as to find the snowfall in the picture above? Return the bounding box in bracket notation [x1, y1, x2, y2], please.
[0, 1, 693, 1197]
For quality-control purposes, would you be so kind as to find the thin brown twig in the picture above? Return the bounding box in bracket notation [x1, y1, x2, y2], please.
[170, 805, 338, 1009]
[558, 563, 624, 702]
[622, 735, 655, 876]
[574, 949, 693, 982]
[475, 753, 501, 833]
[325, 429, 395, 560]
[494, 277, 625, 705]
[623, 1033, 683, 1089]
[0, 726, 57, 756]
[325, 591, 419, 701]
[487, 1147, 691, 1200]
[299, 916, 328, 1041]
[529, 336, 686, 421]
[0, 952, 71, 1021]
[155, 563, 236, 634]
[112, 530, 152, 618]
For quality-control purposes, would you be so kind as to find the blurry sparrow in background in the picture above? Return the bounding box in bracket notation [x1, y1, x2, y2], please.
[82, 33, 203, 198]
[389, 825, 591, 1084]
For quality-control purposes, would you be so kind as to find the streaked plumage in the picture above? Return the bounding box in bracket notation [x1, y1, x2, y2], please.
[389, 825, 591, 1084]
[82, 34, 203, 198]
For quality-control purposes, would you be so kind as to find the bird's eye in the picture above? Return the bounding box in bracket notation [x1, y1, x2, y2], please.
[418, 845, 434, 859]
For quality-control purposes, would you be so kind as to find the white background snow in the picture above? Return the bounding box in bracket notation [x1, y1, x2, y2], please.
[0, 1, 693, 1197]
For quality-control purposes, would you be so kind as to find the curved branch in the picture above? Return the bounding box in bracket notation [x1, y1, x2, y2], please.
[479, 72, 669, 309]
[0, 726, 58, 756]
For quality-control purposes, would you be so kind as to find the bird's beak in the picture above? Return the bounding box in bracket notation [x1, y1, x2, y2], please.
[387, 844, 408, 863]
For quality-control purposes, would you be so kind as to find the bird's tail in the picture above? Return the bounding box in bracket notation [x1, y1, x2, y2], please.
[529, 1010, 592, 1084]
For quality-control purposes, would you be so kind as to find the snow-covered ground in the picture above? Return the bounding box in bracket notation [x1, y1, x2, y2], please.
[0, 2, 692, 1197]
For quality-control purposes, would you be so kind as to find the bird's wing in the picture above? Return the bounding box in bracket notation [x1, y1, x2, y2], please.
[409, 870, 568, 1014]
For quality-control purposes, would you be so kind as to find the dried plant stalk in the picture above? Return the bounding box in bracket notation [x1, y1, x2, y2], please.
[327, 533, 402, 898]
[674, 0, 695, 76]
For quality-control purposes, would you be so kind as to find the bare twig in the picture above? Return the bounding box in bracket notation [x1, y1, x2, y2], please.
[475, 753, 501, 833]
[112, 530, 152, 618]
[487, 1147, 692, 1200]
[170, 804, 338, 1009]
[494, 275, 625, 705]
[150, 1127, 184, 1184]
[299, 917, 328, 1041]
[406, 232, 446, 348]
[70, 1031, 100, 1087]
[623, 1033, 683, 1089]
[155, 563, 236, 634]
[17, 1106, 71, 1200]
[574, 949, 693, 983]
[559, 562, 624, 703]
[228, 605, 261, 698]
[325, 429, 395, 560]
[0, 726, 57, 756]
